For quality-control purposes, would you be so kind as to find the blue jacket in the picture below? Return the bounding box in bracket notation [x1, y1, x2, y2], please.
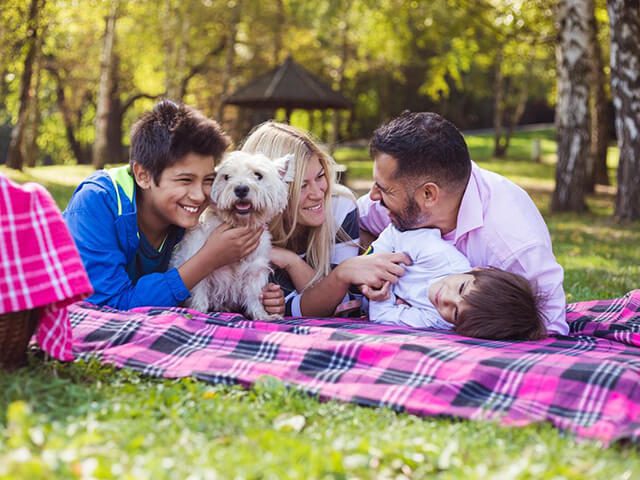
[63, 166, 190, 309]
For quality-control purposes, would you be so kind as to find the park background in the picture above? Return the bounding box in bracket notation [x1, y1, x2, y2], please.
[2, 0, 640, 478]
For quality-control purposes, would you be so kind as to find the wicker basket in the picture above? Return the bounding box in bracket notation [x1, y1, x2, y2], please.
[0, 310, 37, 370]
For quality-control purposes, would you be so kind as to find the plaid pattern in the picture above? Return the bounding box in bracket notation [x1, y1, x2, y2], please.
[1, 174, 92, 360]
[70, 289, 640, 444]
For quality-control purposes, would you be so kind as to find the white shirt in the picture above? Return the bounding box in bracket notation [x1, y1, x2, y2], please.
[368, 226, 470, 329]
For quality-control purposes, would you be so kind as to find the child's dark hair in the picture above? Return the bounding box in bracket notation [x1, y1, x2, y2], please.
[455, 268, 547, 341]
[129, 100, 230, 184]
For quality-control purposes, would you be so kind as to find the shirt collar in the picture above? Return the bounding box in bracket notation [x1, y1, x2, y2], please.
[452, 162, 484, 243]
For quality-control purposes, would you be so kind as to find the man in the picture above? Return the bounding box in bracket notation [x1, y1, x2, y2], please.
[358, 111, 567, 335]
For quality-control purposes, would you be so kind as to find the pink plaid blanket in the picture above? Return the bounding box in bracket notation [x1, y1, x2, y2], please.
[70, 290, 640, 444]
[1, 174, 92, 360]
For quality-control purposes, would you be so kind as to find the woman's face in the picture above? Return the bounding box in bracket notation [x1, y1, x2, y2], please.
[295, 154, 328, 228]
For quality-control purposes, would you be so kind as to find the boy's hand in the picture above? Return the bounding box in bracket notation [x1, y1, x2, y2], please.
[260, 283, 285, 316]
[206, 223, 262, 266]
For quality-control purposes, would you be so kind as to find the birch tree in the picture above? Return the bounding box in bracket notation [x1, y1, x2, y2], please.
[552, 0, 591, 212]
[608, 0, 640, 221]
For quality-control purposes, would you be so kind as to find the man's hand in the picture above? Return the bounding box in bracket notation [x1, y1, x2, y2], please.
[260, 283, 285, 316]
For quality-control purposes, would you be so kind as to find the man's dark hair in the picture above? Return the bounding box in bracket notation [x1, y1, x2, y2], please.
[455, 268, 547, 341]
[130, 100, 230, 184]
[370, 111, 471, 190]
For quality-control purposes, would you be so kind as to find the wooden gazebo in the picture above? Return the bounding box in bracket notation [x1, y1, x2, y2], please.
[223, 56, 352, 124]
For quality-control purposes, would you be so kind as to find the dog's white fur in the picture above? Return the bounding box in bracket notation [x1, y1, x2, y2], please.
[170, 151, 290, 319]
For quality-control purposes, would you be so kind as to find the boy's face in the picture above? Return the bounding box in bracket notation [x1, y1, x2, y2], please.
[137, 152, 215, 231]
[428, 273, 475, 325]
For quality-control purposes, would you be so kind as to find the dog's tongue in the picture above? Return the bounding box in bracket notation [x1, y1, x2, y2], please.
[235, 201, 252, 211]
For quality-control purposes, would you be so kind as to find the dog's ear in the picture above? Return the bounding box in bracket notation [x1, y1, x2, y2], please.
[273, 154, 296, 183]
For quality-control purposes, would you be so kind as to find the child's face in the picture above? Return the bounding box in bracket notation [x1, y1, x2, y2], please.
[428, 273, 476, 325]
[140, 152, 215, 231]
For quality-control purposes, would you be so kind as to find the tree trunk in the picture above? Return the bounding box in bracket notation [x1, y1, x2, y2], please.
[47, 64, 90, 164]
[273, 0, 285, 64]
[6, 0, 43, 170]
[551, 0, 591, 213]
[493, 47, 507, 157]
[23, 44, 43, 168]
[331, 15, 350, 150]
[585, 0, 610, 191]
[608, 0, 640, 221]
[93, 1, 119, 169]
[217, 0, 242, 121]
[165, 3, 189, 101]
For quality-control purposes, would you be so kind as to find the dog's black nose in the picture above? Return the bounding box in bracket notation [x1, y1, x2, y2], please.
[234, 185, 250, 198]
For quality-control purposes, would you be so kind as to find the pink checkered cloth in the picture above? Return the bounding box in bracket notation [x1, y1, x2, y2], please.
[0, 173, 92, 360]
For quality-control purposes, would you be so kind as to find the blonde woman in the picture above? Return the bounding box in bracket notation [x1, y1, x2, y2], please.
[241, 122, 409, 317]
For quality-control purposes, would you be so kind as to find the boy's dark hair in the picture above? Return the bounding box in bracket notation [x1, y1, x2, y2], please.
[129, 100, 230, 184]
[370, 111, 471, 190]
[455, 268, 547, 341]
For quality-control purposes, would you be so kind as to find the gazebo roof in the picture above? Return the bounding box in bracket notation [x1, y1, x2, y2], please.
[224, 56, 352, 111]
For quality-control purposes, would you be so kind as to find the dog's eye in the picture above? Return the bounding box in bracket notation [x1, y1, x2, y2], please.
[223, 174, 230, 181]
[254, 172, 263, 180]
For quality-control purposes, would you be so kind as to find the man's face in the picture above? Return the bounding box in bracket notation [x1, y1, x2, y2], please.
[370, 153, 426, 231]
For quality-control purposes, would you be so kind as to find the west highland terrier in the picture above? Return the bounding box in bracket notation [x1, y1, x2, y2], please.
[170, 151, 292, 319]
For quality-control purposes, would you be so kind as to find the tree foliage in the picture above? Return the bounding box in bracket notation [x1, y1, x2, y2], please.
[0, 0, 592, 172]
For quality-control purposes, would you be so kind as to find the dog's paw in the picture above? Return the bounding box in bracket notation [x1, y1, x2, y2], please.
[265, 313, 283, 321]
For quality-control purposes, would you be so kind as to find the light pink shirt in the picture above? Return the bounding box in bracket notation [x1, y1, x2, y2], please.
[358, 162, 568, 335]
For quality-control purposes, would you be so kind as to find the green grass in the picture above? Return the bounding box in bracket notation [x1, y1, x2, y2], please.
[2, 130, 640, 478]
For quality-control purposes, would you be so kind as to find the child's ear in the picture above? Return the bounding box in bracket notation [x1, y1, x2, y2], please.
[414, 181, 439, 208]
[132, 163, 152, 190]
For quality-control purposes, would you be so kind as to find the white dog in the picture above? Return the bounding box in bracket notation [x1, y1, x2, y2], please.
[170, 151, 291, 319]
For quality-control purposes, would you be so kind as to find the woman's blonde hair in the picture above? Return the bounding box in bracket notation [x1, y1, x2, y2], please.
[241, 121, 353, 286]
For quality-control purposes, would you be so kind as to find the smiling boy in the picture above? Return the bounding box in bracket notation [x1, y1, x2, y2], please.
[64, 100, 282, 312]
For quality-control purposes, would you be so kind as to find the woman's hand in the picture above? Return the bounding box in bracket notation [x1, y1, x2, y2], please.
[361, 281, 391, 302]
[270, 247, 315, 292]
[269, 246, 295, 270]
[260, 283, 285, 316]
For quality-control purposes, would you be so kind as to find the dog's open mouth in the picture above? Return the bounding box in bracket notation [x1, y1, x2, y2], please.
[234, 201, 254, 215]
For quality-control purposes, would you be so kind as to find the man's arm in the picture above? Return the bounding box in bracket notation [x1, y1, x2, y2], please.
[499, 244, 568, 335]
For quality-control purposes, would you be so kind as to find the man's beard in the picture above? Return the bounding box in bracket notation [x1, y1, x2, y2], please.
[386, 196, 424, 232]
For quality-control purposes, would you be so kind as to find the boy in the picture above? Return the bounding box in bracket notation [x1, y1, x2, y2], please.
[366, 225, 546, 340]
[64, 100, 283, 312]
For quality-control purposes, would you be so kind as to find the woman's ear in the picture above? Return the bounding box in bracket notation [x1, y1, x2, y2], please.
[132, 163, 152, 190]
[414, 181, 439, 209]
